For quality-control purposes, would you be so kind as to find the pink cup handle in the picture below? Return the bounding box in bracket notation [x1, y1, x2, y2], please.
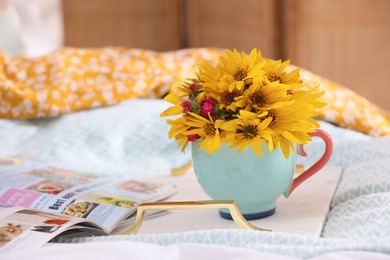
[287, 129, 333, 197]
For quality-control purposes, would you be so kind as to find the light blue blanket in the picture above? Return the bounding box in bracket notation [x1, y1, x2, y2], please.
[0, 99, 191, 178]
[2, 99, 389, 258]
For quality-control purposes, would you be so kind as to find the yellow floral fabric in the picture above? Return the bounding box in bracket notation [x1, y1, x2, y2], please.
[0, 47, 389, 136]
[296, 66, 390, 137]
[0, 47, 220, 118]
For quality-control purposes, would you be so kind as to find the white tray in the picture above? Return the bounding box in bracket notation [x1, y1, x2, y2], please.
[138, 166, 342, 237]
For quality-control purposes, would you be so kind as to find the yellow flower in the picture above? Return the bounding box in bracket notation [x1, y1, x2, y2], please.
[198, 62, 221, 85]
[166, 116, 190, 152]
[203, 77, 243, 113]
[160, 94, 185, 117]
[290, 86, 327, 112]
[217, 48, 265, 91]
[265, 100, 319, 157]
[236, 77, 289, 111]
[263, 59, 302, 91]
[184, 112, 224, 155]
[220, 110, 272, 156]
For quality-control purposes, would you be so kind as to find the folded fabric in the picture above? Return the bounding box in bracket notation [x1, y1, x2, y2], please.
[0, 47, 389, 136]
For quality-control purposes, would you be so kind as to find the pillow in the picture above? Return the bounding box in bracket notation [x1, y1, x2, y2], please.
[0, 48, 220, 119]
[296, 66, 390, 136]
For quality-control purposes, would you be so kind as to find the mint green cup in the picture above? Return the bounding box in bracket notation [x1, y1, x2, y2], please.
[191, 129, 333, 220]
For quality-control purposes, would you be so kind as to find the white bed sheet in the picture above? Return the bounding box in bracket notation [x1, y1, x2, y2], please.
[3, 241, 390, 260]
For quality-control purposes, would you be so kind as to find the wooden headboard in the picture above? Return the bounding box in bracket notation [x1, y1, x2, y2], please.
[62, 0, 390, 111]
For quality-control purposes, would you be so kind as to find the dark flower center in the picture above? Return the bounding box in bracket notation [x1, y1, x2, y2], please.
[234, 69, 247, 81]
[268, 74, 282, 83]
[223, 92, 239, 105]
[250, 91, 265, 106]
[204, 123, 216, 136]
[268, 111, 277, 127]
[243, 125, 257, 139]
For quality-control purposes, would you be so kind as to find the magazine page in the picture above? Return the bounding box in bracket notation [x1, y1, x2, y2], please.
[0, 157, 176, 234]
[0, 205, 92, 254]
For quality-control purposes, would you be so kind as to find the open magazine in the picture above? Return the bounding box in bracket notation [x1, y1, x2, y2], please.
[0, 157, 177, 254]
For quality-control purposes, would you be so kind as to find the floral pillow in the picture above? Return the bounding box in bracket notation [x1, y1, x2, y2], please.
[0, 48, 389, 136]
[296, 66, 390, 136]
[0, 48, 220, 119]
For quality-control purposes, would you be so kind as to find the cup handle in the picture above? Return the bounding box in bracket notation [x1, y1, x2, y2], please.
[287, 129, 333, 197]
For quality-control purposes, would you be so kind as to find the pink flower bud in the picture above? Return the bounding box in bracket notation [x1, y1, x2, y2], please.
[201, 97, 215, 117]
[190, 83, 198, 91]
[188, 134, 199, 142]
[181, 101, 191, 113]
[187, 127, 199, 142]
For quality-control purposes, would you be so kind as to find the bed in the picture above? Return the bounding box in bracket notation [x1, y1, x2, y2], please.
[1, 47, 390, 259]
